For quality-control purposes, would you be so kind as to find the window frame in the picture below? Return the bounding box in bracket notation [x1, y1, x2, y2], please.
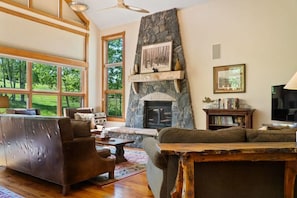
[101, 32, 125, 122]
[0, 54, 88, 115]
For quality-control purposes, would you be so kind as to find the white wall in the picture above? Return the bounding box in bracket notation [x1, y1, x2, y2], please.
[179, 0, 297, 128]
[99, 0, 297, 129]
[0, 2, 87, 60]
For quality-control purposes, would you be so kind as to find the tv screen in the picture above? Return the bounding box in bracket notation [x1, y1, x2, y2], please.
[272, 84, 297, 122]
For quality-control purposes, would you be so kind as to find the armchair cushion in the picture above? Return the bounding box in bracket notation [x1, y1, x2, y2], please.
[70, 119, 91, 138]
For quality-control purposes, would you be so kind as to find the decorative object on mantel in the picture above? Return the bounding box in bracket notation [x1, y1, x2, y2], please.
[140, 41, 172, 74]
[213, 64, 246, 93]
[152, 67, 158, 72]
[174, 59, 182, 71]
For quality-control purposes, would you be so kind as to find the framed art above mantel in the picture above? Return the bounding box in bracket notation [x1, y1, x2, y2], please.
[213, 64, 246, 93]
[140, 41, 172, 74]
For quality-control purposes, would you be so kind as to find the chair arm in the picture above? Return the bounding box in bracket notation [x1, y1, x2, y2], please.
[142, 137, 167, 169]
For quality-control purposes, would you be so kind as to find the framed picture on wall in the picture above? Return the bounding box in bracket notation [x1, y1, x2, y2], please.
[213, 64, 246, 93]
[140, 41, 172, 73]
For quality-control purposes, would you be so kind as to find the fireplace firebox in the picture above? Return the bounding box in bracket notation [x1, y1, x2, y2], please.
[144, 101, 172, 129]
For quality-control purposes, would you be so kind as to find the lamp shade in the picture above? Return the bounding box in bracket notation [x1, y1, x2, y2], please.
[284, 72, 297, 90]
[69, 1, 88, 12]
[0, 96, 9, 108]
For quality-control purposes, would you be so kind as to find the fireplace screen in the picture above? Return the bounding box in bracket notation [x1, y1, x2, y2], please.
[144, 101, 172, 129]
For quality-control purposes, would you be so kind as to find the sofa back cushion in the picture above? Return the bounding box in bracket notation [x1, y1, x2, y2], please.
[158, 127, 246, 143]
[246, 128, 296, 142]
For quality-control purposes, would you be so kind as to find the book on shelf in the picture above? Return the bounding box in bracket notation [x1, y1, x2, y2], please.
[211, 116, 239, 126]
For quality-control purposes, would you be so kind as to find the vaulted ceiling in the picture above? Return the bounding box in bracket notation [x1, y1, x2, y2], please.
[80, 0, 207, 29]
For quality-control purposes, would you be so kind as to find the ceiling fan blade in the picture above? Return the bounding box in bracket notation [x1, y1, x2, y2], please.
[123, 4, 149, 13]
[96, 5, 117, 12]
[117, 0, 149, 13]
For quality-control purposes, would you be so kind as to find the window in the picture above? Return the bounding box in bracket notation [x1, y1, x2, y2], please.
[102, 32, 125, 121]
[0, 56, 87, 115]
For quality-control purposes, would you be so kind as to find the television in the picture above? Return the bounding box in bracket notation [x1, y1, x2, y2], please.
[272, 84, 297, 122]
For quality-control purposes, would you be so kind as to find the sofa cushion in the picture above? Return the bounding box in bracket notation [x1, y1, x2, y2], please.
[71, 119, 91, 138]
[158, 127, 246, 143]
[74, 112, 96, 129]
[246, 128, 296, 142]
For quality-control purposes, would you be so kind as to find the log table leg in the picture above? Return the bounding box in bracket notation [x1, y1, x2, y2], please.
[171, 159, 183, 198]
[284, 161, 297, 198]
[171, 153, 195, 198]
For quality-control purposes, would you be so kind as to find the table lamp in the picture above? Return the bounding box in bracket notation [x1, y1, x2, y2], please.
[0, 96, 9, 113]
[284, 72, 297, 90]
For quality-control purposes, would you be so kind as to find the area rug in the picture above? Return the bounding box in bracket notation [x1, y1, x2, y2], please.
[0, 186, 23, 198]
[89, 147, 148, 186]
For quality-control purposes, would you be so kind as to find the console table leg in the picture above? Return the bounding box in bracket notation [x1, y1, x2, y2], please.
[171, 159, 183, 198]
[171, 153, 194, 198]
[284, 161, 297, 198]
[182, 154, 195, 198]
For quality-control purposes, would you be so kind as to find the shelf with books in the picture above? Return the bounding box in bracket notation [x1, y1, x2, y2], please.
[203, 108, 255, 130]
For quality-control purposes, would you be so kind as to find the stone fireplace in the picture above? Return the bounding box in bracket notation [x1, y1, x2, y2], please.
[125, 9, 195, 130]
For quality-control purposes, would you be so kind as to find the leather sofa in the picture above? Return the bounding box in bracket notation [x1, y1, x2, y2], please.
[0, 114, 115, 195]
[143, 127, 297, 198]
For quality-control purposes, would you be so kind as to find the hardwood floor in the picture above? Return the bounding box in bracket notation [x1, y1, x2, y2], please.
[0, 166, 154, 198]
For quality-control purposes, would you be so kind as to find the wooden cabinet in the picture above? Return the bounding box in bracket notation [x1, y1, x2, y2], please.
[203, 108, 255, 130]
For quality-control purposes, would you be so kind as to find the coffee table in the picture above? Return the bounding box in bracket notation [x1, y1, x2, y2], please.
[95, 138, 134, 163]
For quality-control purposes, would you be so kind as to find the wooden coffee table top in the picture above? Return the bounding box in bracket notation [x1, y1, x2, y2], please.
[95, 137, 134, 146]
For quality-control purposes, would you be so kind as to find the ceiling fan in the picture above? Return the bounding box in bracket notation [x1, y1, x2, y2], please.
[69, 0, 149, 13]
[101, 0, 149, 13]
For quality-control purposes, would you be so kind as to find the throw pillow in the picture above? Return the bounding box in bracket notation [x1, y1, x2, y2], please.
[246, 128, 296, 142]
[70, 119, 91, 138]
[74, 112, 96, 129]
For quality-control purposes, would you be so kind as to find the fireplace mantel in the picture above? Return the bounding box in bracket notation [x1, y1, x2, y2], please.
[128, 70, 185, 94]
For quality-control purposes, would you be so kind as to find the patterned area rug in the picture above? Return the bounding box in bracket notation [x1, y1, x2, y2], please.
[89, 147, 148, 186]
[0, 186, 23, 198]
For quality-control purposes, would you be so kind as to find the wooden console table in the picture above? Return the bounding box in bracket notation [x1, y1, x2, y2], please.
[158, 142, 297, 198]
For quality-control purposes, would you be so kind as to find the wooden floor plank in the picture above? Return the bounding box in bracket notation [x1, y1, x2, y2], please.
[0, 166, 153, 198]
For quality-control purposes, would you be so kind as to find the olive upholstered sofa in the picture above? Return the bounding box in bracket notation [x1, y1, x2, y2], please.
[143, 127, 297, 198]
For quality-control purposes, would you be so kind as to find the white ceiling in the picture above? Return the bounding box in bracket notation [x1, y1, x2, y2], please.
[82, 0, 206, 29]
